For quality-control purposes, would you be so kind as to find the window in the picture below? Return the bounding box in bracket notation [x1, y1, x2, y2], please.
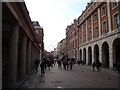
[93, 2, 97, 8]
[112, 1, 118, 9]
[101, 5, 106, 17]
[102, 21, 107, 34]
[35, 30, 39, 34]
[94, 26, 99, 37]
[88, 9, 90, 14]
[80, 36, 82, 44]
[84, 15, 85, 18]
[88, 18, 91, 27]
[94, 13, 98, 22]
[88, 30, 92, 40]
[83, 23, 86, 30]
[113, 13, 119, 29]
[83, 34, 86, 42]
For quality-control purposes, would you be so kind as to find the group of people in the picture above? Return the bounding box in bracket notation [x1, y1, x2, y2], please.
[58, 55, 75, 70]
[62, 59, 74, 70]
[35, 56, 120, 74]
[34, 57, 56, 74]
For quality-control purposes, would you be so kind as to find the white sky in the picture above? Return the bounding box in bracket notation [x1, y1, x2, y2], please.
[24, 0, 90, 52]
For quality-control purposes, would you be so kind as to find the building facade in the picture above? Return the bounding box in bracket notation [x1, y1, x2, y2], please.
[32, 21, 44, 61]
[2, 2, 41, 88]
[66, 1, 120, 68]
[57, 39, 66, 59]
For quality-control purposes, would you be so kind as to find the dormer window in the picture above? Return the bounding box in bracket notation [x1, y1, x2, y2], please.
[88, 9, 90, 14]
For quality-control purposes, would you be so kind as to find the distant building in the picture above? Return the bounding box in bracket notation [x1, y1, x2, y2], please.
[57, 38, 66, 59]
[32, 21, 44, 61]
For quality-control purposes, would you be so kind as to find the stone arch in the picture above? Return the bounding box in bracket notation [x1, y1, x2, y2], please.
[83, 48, 86, 64]
[102, 42, 109, 68]
[94, 44, 99, 63]
[113, 38, 120, 64]
[88, 46, 92, 65]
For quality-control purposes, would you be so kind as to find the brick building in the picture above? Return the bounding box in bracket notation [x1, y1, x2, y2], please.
[66, 1, 120, 68]
[32, 21, 44, 61]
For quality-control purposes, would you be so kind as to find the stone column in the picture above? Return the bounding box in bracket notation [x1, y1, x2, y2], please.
[7, 23, 19, 88]
[86, 49, 88, 65]
[107, 2, 112, 33]
[26, 40, 31, 74]
[82, 24, 83, 43]
[98, 7, 101, 37]
[99, 48, 102, 63]
[109, 45, 113, 68]
[86, 20, 88, 42]
[92, 47, 94, 63]
[20, 35, 27, 79]
[91, 15, 94, 40]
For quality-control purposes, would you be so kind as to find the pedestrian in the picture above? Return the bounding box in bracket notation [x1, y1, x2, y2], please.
[96, 61, 102, 71]
[47, 60, 51, 70]
[40, 60, 45, 73]
[63, 60, 66, 70]
[92, 61, 96, 71]
[113, 61, 117, 72]
[98, 61, 102, 71]
[57, 60, 61, 68]
[34, 58, 40, 73]
[66, 60, 69, 70]
[117, 61, 120, 73]
[70, 60, 73, 70]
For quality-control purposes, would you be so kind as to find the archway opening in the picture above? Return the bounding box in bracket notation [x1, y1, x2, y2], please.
[88, 46, 92, 65]
[102, 42, 109, 68]
[94, 44, 99, 63]
[83, 48, 86, 64]
[79, 49, 82, 61]
[113, 38, 120, 66]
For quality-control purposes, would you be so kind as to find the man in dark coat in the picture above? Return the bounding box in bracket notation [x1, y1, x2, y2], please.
[35, 58, 40, 73]
[92, 61, 96, 71]
[40, 60, 45, 73]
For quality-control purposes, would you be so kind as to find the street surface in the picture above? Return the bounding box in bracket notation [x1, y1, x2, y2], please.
[20, 64, 119, 88]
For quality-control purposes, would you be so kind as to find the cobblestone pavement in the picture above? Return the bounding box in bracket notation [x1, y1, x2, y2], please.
[20, 64, 119, 88]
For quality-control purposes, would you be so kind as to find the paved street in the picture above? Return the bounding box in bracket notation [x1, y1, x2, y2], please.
[20, 64, 119, 88]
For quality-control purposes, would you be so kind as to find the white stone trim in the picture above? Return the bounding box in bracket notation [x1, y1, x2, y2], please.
[107, 2, 112, 33]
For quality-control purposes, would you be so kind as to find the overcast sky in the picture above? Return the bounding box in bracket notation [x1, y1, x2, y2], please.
[24, 0, 90, 52]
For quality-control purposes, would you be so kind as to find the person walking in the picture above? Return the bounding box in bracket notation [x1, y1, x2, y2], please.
[96, 61, 102, 71]
[66, 60, 69, 70]
[47, 60, 51, 70]
[63, 60, 66, 70]
[70, 60, 73, 70]
[35, 58, 40, 73]
[92, 61, 96, 71]
[113, 61, 117, 72]
[40, 60, 45, 73]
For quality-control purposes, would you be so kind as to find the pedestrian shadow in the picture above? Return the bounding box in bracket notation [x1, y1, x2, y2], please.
[40, 73, 45, 77]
